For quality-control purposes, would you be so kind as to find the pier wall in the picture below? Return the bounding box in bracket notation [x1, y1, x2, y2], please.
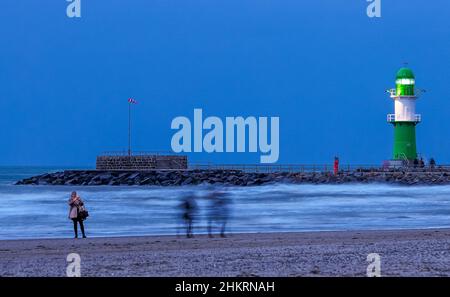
[96, 155, 187, 170]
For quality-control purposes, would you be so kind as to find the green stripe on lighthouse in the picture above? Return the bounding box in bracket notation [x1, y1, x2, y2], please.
[393, 122, 417, 160]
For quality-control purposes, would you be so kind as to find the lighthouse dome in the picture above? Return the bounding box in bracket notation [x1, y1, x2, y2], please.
[396, 67, 415, 80]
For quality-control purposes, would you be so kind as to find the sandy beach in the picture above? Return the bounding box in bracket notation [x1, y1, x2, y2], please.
[1, 229, 449, 277]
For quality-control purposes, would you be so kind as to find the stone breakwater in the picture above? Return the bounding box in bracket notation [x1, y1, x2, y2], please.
[15, 169, 450, 186]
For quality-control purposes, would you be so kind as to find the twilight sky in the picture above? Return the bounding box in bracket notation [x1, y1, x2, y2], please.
[0, 0, 449, 166]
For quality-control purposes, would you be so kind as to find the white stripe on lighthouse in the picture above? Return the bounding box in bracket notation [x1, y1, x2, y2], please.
[394, 98, 416, 122]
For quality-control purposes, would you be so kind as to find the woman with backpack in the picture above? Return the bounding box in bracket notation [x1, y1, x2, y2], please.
[68, 191, 88, 238]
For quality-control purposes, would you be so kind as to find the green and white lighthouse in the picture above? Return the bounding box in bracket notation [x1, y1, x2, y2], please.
[387, 67, 421, 161]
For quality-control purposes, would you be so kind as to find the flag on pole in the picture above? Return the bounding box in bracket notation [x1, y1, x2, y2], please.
[127, 98, 137, 156]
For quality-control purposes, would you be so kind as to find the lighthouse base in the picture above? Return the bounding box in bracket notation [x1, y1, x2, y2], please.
[392, 122, 417, 160]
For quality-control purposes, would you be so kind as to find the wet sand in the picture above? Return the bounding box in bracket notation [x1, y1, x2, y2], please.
[1, 229, 450, 277]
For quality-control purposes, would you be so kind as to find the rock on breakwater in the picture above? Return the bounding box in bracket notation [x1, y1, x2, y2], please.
[15, 169, 450, 186]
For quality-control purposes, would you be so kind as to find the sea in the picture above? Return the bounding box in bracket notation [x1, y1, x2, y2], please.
[1, 166, 450, 240]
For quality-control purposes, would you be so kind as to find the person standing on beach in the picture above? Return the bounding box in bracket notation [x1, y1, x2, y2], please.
[68, 191, 87, 239]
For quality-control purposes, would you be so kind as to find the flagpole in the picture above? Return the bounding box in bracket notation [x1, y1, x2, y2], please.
[128, 102, 131, 157]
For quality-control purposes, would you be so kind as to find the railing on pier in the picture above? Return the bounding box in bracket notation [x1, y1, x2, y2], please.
[96, 151, 450, 173]
[188, 163, 450, 174]
[98, 151, 175, 157]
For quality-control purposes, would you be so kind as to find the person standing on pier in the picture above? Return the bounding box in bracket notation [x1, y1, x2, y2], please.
[333, 157, 339, 176]
[68, 191, 88, 239]
[419, 158, 425, 168]
[430, 158, 436, 169]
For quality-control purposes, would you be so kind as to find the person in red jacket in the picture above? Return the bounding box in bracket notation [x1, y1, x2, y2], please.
[334, 157, 339, 176]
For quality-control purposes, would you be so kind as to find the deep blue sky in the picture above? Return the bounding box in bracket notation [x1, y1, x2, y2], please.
[0, 0, 449, 166]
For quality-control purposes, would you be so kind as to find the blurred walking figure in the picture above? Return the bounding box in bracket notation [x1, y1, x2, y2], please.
[206, 188, 231, 238]
[179, 193, 197, 238]
[68, 191, 88, 239]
